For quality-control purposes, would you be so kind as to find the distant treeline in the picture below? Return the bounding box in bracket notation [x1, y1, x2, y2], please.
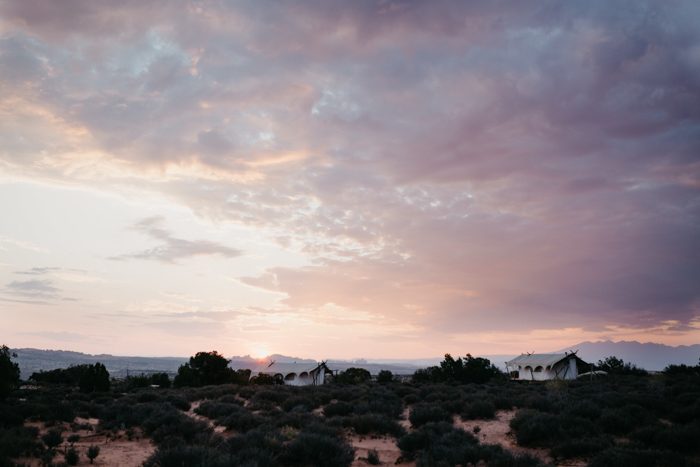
[30, 363, 111, 392]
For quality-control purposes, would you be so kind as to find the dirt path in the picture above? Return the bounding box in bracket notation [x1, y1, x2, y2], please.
[185, 400, 230, 435]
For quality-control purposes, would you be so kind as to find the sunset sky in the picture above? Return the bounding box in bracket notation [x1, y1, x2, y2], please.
[1, 1, 699, 359]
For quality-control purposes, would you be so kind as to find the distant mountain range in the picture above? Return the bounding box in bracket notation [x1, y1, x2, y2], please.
[11, 348, 186, 380]
[10, 340, 699, 379]
[557, 340, 700, 371]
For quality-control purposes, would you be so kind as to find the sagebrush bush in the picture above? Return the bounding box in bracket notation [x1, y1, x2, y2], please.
[221, 411, 264, 432]
[144, 445, 232, 467]
[343, 413, 406, 437]
[461, 400, 496, 420]
[510, 409, 561, 447]
[323, 401, 354, 417]
[409, 403, 451, 427]
[280, 432, 355, 467]
[550, 436, 613, 459]
[282, 395, 317, 412]
[195, 401, 242, 419]
[589, 447, 686, 467]
[0, 426, 41, 462]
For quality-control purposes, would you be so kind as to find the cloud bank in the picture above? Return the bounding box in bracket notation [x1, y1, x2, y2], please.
[1, 0, 699, 354]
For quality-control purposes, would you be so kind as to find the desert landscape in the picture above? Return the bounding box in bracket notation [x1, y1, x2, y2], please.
[2, 349, 699, 466]
[2, 0, 699, 466]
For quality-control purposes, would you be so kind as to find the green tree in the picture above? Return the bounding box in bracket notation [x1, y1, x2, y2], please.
[41, 428, 63, 450]
[249, 372, 280, 385]
[0, 345, 21, 399]
[336, 367, 371, 384]
[65, 447, 79, 465]
[87, 445, 100, 464]
[412, 354, 501, 383]
[377, 370, 394, 383]
[79, 363, 110, 392]
[174, 351, 234, 387]
[597, 356, 647, 376]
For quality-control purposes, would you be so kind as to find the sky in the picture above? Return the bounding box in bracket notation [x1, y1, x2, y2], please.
[1, 0, 699, 360]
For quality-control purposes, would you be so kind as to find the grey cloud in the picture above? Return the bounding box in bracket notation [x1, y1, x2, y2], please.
[5, 279, 60, 299]
[112, 216, 242, 263]
[14, 267, 63, 275]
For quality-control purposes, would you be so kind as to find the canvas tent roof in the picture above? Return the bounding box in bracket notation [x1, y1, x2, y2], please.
[505, 353, 573, 368]
[256, 361, 329, 375]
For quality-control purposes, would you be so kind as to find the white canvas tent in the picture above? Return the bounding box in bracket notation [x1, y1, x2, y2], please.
[258, 361, 333, 386]
[505, 352, 586, 381]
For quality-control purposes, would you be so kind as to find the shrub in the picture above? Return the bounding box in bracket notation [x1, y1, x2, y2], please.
[195, 401, 242, 419]
[550, 436, 613, 459]
[253, 389, 289, 405]
[221, 411, 264, 432]
[250, 373, 282, 385]
[87, 445, 101, 464]
[398, 422, 479, 464]
[409, 403, 451, 428]
[324, 401, 354, 417]
[367, 449, 380, 465]
[510, 410, 561, 447]
[0, 403, 24, 427]
[631, 423, 700, 454]
[0, 426, 41, 460]
[65, 446, 79, 465]
[0, 345, 20, 399]
[167, 395, 191, 411]
[281, 431, 355, 467]
[335, 368, 371, 384]
[282, 396, 316, 412]
[589, 447, 685, 467]
[564, 397, 599, 417]
[41, 428, 63, 450]
[144, 445, 232, 467]
[599, 405, 652, 435]
[141, 405, 213, 446]
[403, 393, 420, 405]
[343, 414, 406, 437]
[377, 370, 394, 383]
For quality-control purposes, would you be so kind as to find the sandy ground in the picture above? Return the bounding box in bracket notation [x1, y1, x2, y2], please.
[348, 406, 415, 466]
[398, 407, 411, 431]
[454, 410, 552, 463]
[454, 409, 586, 466]
[349, 434, 415, 466]
[18, 417, 155, 466]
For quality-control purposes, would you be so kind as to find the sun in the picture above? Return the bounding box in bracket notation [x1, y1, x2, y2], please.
[250, 345, 271, 360]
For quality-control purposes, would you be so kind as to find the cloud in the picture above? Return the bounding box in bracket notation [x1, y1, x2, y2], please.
[1, 0, 699, 346]
[112, 216, 242, 263]
[5, 279, 60, 299]
[155, 310, 239, 322]
[14, 267, 63, 275]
